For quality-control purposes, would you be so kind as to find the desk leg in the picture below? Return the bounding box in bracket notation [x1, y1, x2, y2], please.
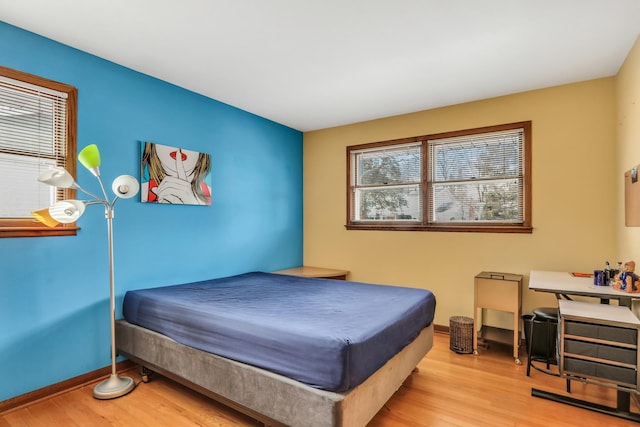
[532, 388, 639, 422]
[617, 390, 630, 412]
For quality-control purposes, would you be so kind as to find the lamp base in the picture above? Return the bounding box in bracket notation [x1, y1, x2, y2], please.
[93, 374, 135, 400]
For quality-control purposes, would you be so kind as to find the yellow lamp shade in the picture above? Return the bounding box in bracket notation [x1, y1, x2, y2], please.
[31, 208, 60, 227]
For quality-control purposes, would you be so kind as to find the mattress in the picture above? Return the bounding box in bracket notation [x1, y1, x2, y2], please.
[122, 271, 436, 392]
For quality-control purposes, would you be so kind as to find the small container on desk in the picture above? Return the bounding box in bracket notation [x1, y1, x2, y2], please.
[473, 271, 523, 364]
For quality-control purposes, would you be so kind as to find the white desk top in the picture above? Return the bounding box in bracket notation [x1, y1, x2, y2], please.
[559, 299, 640, 324]
[529, 270, 640, 301]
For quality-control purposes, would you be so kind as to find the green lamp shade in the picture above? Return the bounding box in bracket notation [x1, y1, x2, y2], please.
[31, 208, 60, 227]
[78, 144, 101, 170]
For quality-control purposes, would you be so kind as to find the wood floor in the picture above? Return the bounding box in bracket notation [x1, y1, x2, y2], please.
[1, 331, 638, 426]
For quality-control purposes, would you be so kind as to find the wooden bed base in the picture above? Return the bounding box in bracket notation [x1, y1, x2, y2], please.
[116, 320, 433, 427]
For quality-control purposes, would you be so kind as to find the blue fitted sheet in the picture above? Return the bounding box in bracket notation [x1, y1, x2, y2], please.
[122, 272, 436, 392]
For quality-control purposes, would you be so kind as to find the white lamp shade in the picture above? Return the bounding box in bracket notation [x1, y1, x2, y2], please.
[112, 175, 140, 199]
[37, 167, 77, 188]
[49, 200, 86, 223]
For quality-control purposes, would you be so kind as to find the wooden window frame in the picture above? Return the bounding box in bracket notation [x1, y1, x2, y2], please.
[0, 66, 78, 238]
[346, 121, 532, 233]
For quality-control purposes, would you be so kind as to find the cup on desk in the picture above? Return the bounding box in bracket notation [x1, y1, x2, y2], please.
[594, 270, 607, 286]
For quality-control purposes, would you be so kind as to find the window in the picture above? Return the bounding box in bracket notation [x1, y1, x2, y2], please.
[347, 121, 532, 233]
[0, 66, 77, 237]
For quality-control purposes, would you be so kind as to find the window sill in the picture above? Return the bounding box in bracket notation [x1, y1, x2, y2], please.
[345, 224, 533, 233]
[0, 226, 79, 238]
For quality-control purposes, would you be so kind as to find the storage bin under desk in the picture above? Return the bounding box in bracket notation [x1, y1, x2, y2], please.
[559, 300, 640, 391]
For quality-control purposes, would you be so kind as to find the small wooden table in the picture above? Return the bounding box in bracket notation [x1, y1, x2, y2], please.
[272, 266, 350, 280]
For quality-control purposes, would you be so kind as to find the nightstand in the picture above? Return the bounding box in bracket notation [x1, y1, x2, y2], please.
[272, 266, 350, 280]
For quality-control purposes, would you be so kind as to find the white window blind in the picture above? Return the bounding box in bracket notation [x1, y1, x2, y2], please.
[0, 75, 68, 218]
[428, 128, 524, 223]
[350, 142, 422, 222]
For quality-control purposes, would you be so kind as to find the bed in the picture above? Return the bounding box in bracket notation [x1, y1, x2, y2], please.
[116, 272, 436, 427]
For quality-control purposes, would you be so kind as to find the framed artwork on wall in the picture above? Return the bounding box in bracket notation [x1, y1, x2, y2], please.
[626, 165, 640, 226]
[140, 141, 212, 205]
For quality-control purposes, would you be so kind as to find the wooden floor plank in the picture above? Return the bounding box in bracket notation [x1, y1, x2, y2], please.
[1, 332, 638, 426]
[20, 400, 78, 427]
[143, 374, 260, 426]
[0, 411, 45, 427]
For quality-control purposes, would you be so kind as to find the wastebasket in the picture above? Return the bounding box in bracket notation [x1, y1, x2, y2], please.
[449, 316, 474, 354]
[522, 314, 558, 366]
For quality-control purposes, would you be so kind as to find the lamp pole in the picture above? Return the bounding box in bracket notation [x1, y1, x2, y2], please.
[92, 203, 135, 399]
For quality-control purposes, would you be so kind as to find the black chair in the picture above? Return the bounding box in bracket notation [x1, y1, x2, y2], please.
[523, 307, 574, 393]
[523, 307, 559, 377]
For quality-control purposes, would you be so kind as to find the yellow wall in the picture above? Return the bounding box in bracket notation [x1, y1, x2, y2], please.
[617, 36, 640, 263]
[304, 77, 618, 327]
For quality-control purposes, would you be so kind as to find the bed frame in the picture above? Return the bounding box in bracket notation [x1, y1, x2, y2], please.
[116, 320, 433, 427]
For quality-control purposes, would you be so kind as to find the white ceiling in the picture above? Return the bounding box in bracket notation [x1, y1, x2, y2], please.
[2, 0, 640, 131]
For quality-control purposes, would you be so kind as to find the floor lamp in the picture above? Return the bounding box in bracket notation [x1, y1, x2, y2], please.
[32, 144, 139, 399]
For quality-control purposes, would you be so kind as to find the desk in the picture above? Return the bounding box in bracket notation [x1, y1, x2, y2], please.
[532, 300, 640, 422]
[529, 270, 640, 307]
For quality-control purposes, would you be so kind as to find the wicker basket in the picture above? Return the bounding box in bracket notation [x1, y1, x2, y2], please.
[449, 316, 474, 354]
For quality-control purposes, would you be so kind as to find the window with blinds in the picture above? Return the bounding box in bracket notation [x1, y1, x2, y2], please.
[428, 127, 525, 224]
[350, 141, 422, 222]
[346, 122, 532, 233]
[0, 66, 77, 237]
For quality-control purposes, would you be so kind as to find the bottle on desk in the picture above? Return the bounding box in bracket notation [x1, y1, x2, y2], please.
[604, 261, 612, 284]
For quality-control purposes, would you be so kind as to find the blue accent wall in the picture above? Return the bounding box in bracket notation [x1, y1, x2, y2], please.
[0, 22, 303, 401]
